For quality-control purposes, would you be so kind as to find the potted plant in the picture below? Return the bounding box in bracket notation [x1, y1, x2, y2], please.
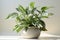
[6, 2, 53, 39]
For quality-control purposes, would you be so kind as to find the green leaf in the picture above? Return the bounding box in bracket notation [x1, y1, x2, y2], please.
[36, 10, 41, 13]
[40, 27, 47, 31]
[41, 6, 49, 12]
[39, 20, 45, 27]
[13, 24, 19, 31]
[39, 19, 47, 31]
[13, 24, 24, 33]
[48, 13, 54, 16]
[16, 26, 23, 33]
[30, 2, 35, 9]
[25, 7, 30, 14]
[41, 16, 48, 18]
[25, 27, 28, 31]
[31, 8, 36, 14]
[6, 12, 18, 19]
[16, 16, 21, 22]
[41, 6, 49, 10]
[16, 5, 26, 13]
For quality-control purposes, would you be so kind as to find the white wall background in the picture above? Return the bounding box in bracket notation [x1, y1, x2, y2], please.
[0, 0, 60, 36]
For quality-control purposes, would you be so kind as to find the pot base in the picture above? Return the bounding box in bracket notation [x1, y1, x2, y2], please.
[27, 37, 39, 39]
[22, 36, 39, 39]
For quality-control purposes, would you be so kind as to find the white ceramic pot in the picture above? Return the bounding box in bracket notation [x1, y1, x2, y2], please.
[20, 27, 41, 39]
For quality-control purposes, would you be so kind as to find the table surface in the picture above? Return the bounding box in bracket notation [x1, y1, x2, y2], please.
[0, 36, 60, 40]
[0, 32, 60, 40]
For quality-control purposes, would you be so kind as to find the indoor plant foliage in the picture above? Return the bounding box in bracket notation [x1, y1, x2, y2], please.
[6, 2, 53, 38]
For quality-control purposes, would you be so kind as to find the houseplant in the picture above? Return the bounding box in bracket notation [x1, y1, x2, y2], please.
[6, 2, 53, 38]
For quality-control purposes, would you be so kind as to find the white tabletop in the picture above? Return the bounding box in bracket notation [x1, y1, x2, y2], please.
[0, 32, 60, 40]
